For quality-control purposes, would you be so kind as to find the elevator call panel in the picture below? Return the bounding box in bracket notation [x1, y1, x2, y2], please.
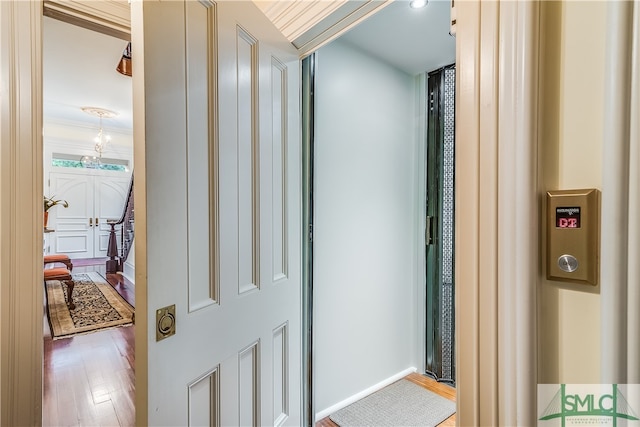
[546, 189, 600, 285]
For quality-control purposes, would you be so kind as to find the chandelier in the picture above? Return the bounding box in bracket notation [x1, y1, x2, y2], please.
[81, 107, 118, 168]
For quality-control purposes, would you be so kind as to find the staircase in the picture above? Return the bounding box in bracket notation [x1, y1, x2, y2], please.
[106, 175, 134, 274]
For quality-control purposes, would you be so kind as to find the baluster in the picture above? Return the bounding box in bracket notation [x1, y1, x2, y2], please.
[106, 220, 119, 273]
[105, 174, 135, 274]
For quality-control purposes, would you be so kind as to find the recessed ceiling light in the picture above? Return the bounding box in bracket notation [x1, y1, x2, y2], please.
[410, 0, 428, 8]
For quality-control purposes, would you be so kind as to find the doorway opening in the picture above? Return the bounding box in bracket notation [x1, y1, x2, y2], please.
[301, 0, 456, 424]
[42, 14, 135, 426]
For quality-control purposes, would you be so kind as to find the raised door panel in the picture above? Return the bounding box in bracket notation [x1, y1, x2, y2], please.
[49, 172, 94, 258]
[185, 0, 218, 312]
[270, 57, 288, 283]
[236, 25, 260, 295]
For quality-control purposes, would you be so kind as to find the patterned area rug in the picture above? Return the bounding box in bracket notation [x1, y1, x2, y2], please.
[45, 271, 134, 339]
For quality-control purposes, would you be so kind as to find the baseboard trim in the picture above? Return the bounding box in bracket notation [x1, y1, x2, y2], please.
[123, 260, 135, 284]
[314, 366, 418, 422]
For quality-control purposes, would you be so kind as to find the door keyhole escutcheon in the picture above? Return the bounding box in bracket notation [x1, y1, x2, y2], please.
[156, 304, 176, 341]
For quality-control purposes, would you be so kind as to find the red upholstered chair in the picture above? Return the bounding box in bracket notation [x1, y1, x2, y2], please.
[43, 267, 75, 310]
[44, 254, 73, 271]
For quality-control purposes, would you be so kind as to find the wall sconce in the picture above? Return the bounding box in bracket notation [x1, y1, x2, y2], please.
[116, 42, 132, 77]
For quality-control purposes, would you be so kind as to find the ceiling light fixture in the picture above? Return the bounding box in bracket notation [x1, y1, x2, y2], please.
[410, 0, 428, 8]
[80, 107, 118, 168]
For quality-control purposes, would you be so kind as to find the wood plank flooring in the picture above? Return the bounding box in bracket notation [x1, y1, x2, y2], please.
[44, 260, 455, 426]
[316, 372, 456, 427]
[43, 259, 135, 427]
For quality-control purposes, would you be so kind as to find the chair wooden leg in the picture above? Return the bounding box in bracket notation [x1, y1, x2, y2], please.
[65, 280, 75, 310]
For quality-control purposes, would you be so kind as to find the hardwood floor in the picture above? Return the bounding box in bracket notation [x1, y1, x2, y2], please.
[316, 372, 456, 427]
[43, 259, 135, 427]
[44, 260, 455, 426]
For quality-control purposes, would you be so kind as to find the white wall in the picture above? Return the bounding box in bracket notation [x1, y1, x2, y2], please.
[313, 39, 420, 414]
[43, 120, 133, 183]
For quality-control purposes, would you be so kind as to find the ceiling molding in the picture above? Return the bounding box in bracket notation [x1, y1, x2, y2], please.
[292, 0, 390, 56]
[254, 0, 348, 41]
[253, 0, 392, 57]
[43, 0, 130, 40]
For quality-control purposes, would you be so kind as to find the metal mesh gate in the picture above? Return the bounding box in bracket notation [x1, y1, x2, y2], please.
[425, 65, 456, 384]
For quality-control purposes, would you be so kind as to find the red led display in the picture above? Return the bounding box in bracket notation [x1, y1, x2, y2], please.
[556, 206, 581, 228]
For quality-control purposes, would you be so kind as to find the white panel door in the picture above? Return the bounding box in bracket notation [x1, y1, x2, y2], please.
[49, 172, 95, 258]
[94, 176, 130, 257]
[140, 1, 301, 425]
[49, 171, 129, 258]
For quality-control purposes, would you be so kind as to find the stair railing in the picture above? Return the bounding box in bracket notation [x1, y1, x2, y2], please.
[106, 174, 134, 274]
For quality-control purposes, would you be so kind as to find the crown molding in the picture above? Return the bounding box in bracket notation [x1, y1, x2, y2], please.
[43, 0, 130, 40]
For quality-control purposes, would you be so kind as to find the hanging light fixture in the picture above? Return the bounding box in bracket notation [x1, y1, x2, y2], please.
[116, 42, 132, 77]
[80, 107, 118, 168]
